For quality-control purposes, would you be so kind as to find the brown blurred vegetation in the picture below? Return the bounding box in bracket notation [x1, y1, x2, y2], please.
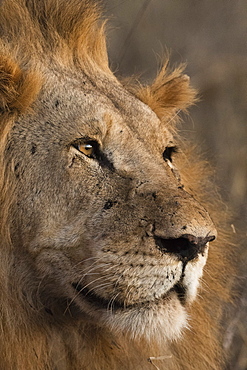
[104, 1, 247, 368]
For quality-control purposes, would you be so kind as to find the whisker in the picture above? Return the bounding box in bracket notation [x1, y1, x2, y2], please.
[107, 292, 121, 313]
[73, 255, 106, 268]
[87, 281, 114, 295]
[74, 262, 114, 289]
[64, 274, 114, 314]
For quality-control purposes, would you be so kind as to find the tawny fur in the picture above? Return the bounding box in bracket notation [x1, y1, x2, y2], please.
[0, 1, 235, 369]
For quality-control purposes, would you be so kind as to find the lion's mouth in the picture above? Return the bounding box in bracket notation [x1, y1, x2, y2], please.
[72, 283, 123, 310]
[72, 282, 187, 311]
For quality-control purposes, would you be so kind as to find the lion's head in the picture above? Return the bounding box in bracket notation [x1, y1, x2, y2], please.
[12, 69, 216, 340]
[0, 1, 233, 369]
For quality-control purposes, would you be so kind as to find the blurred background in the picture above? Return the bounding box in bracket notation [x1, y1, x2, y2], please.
[104, 1, 247, 369]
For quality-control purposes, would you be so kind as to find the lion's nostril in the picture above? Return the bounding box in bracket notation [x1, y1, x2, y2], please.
[154, 234, 215, 261]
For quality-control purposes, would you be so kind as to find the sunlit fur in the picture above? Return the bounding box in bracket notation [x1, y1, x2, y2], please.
[0, 1, 235, 369]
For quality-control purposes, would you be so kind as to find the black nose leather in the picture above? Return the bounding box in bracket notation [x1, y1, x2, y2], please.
[154, 234, 215, 262]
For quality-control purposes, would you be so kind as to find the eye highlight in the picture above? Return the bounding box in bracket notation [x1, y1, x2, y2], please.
[163, 146, 178, 163]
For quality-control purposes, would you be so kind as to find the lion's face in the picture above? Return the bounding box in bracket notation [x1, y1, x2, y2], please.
[10, 68, 216, 342]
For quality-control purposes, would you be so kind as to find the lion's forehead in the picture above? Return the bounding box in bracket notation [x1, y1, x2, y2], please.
[21, 70, 173, 152]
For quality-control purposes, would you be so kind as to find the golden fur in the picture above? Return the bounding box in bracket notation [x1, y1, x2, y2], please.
[0, 1, 235, 369]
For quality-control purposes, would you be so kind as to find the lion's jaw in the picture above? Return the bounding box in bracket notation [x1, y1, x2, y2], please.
[32, 227, 209, 342]
[68, 245, 209, 342]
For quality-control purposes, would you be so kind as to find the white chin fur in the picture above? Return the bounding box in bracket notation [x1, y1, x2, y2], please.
[102, 292, 187, 343]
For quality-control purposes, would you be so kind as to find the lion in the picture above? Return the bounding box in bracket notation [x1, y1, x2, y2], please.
[0, 0, 234, 369]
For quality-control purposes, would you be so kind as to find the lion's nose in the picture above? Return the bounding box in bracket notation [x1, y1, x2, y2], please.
[154, 234, 216, 262]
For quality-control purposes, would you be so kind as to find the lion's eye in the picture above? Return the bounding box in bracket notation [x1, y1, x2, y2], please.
[163, 146, 177, 163]
[77, 143, 94, 157]
[72, 139, 98, 158]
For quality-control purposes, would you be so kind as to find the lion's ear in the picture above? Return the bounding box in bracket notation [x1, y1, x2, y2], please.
[136, 63, 197, 121]
[0, 55, 41, 115]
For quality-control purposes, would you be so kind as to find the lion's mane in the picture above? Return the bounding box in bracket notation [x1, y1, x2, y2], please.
[0, 1, 235, 369]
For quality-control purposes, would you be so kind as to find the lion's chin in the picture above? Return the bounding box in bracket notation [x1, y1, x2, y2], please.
[72, 284, 188, 342]
[103, 292, 188, 342]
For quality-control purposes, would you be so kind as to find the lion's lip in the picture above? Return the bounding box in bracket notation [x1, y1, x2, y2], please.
[72, 282, 187, 310]
[72, 283, 123, 310]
